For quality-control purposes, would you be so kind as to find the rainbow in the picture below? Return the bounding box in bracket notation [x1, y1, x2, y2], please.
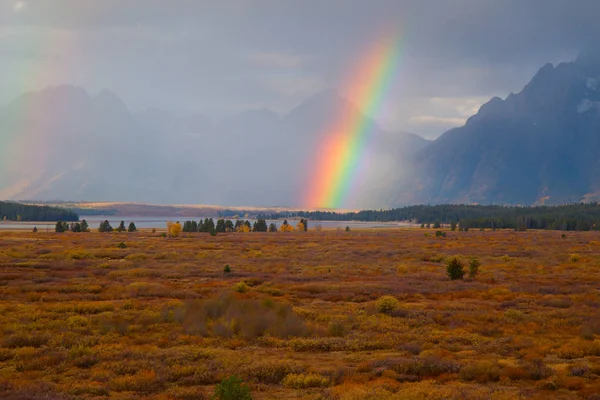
[0, 26, 79, 197]
[305, 33, 404, 209]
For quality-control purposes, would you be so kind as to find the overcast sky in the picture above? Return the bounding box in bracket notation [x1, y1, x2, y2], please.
[1, 0, 598, 138]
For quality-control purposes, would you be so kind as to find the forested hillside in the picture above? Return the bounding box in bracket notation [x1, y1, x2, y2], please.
[0, 201, 78, 222]
[261, 203, 600, 231]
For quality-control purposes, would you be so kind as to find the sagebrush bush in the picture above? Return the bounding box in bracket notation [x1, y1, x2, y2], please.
[459, 361, 501, 382]
[212, 376, 251, 400]
[233, 282, 249, 293]
[181, 294, 308, 339]
[376, 296, 399, 314]
[282, 373, 329, 389]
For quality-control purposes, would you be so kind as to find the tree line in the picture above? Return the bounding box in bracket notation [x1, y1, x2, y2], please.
[0, 201, 78, 222]
[54, 220, 137, 233]
[259, 203, 600, 231]
[181, 218, 308, 234]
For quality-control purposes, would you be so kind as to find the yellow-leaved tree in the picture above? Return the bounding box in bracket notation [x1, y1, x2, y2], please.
[280, 220, 294, 232]
[166, 221, 182, 237]
[237, 224, 251, 233]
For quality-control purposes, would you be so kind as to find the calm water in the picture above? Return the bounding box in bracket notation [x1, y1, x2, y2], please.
[0, 216, 411, 230]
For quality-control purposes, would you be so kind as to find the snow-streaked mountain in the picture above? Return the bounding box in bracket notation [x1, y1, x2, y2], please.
[398, 49, 600, 205]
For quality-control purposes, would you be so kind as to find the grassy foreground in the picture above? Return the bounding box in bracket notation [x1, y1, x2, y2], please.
[0, 229, 599, 399]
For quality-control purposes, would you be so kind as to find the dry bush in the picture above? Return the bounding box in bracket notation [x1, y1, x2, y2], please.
[181, 294, 308, 340]
[282, 373, 329, 389]
[375, 296, 399, 314]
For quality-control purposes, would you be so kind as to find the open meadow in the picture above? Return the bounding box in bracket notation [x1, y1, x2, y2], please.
[0, 228, 599, 399]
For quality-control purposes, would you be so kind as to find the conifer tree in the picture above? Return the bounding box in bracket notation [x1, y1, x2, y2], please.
[99, 220, 113, 233]
[55, 221, 66, 233]
[128, 222, 137, 232]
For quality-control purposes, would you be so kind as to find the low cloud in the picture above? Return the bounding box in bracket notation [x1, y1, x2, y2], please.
[12, 1, 25, 13]
[408, 115, 467, 126]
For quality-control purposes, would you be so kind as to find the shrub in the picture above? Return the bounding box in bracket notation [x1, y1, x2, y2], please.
[328, 320, 346, 337]
[435, 230, 446, 238]
[446, 257, 465, 280]
[233, 282, 249, 293]
[224, 265, 231, 274]
[243, 362, 299, 384]
[459, 361, 501, 382]
[212, 376, 252, 400]
[282, 373, 329, 389]
[376, 296, 399, 314]
[570, 253, 580, 262]
[117, 242, 127, 249]
[182, 294, 308, 340]
[469, 258, 481, 278]
[345, 226, 351, 232]
[4, 333, 50, 348]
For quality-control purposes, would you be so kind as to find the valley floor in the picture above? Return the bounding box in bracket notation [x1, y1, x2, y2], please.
[0, 229, 599, 399]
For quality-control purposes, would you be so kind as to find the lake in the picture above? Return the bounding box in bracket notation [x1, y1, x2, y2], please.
[0, 216, 413, 230]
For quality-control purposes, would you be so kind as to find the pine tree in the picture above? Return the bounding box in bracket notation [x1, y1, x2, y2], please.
[447, 257, 465, 280]
[225, 220, 234, 232]
[117, 221, 126, 232]
[268, 222, 277, 232]
[99, 220, 113, 233]
[234, 220, 243, 231]
[55, 221, 67, 233]
[252, 219, 268, 232]
[80, 219, 89, 232]
[206, 218, 215, 232]
[128, 222, 137, 232]
[216, 219, 226, 233]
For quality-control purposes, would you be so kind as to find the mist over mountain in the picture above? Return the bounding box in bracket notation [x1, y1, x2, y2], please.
[399, 50, 600, 205]
[3, 49, 600, 208]
[0, 86, 428, 208]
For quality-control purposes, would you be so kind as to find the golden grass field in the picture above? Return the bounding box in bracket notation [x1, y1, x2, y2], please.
[0, 228, 599, 399]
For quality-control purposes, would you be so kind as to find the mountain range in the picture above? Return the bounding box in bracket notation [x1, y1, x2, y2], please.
[1, 50, 599, 208]
[0, 86, 427, 208]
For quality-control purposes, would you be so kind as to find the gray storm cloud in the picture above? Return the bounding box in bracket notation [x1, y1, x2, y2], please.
[0, 0, 598, 137]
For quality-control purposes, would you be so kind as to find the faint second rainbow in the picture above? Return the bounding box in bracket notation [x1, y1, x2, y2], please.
[305, 32, 404, 209]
